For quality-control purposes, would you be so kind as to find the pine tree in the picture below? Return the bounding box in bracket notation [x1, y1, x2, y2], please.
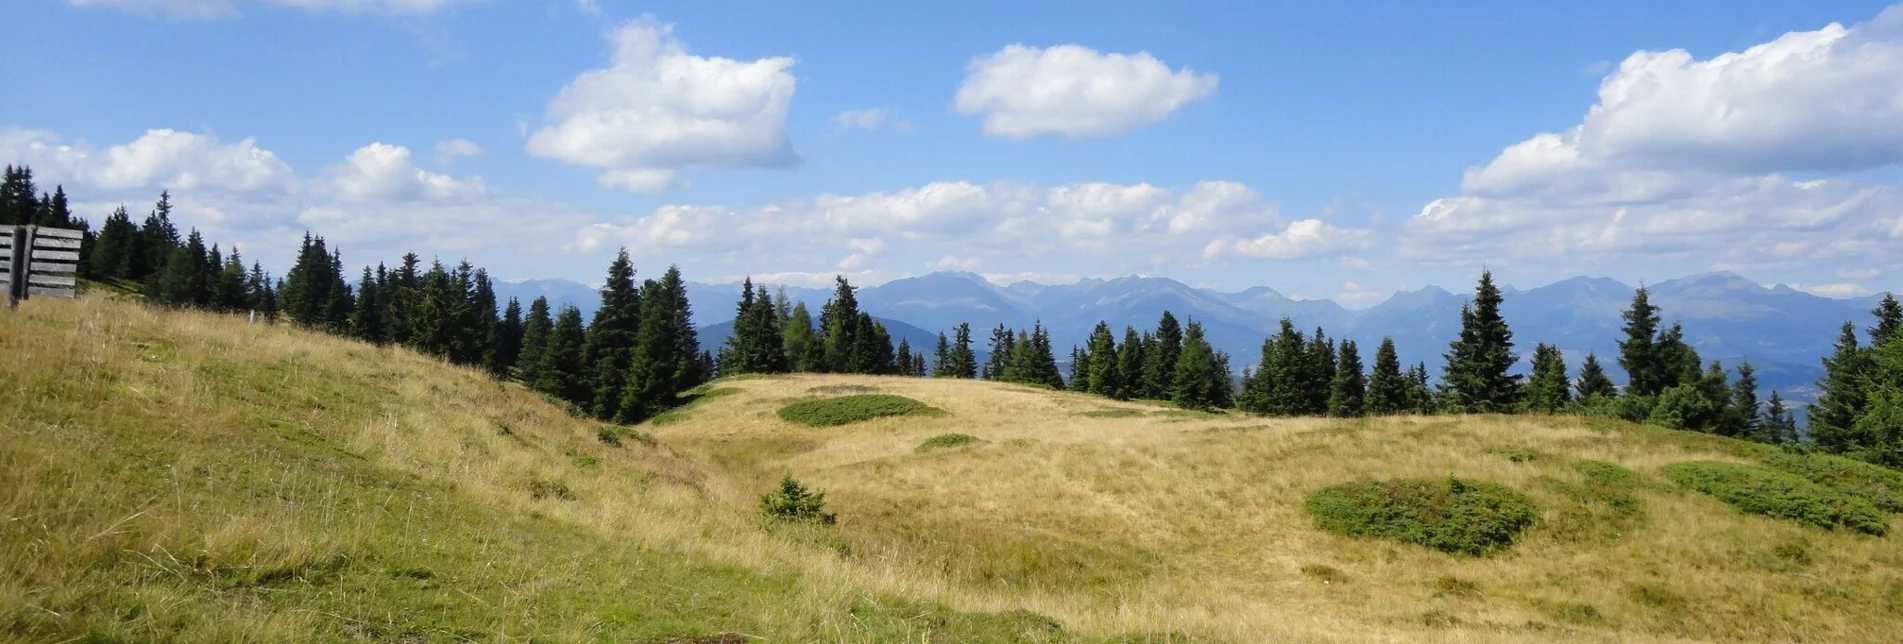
[818, 277, 866, 373]
[1810, 321, 1868, 452]
[349, 266, 386, 343]
[409, 261, 463, 359]
[386, 253, 423, 343]
[1306, 328, 1336, 414]
[1722, 361, 1762, 439]
[724, 278, 789, 375]
[494, 298, 524, 376]
[460, 266, 499, 369]
[213, 247, 249, 311]
[1172, 321, 1233, 410]
[1118, 327, 1146, 399]
[518, 297, 554, 382]
[536, 305, 591, 405]
[1366, 337, 1406, 415]
[1144, 312, 1183, 399]
[931, 332, 952, 377]
[1406, 362, 1437, 414]
[1763, 391, 1797, 444]
[983, 324, 1014, 380]
[582, 250, 641, 418]
[1576, 352, 1617, 400]
[1242, 318, 1310, 416]
[1524, 343, 1572, 412]
[279, 233, 338, 329]
[1327, 340, 1366, 417]
[895, 338, 916, 377]
[1657, 323, 1702, 389]
[1027, 324, 1065, 389]
[1069, 345, 1089, 390]
[949, 323, 978, 378]
[1871, 293, 1902, 347]
[860, 316, 897, 375]
[1440, 271, 1521, 413]
[1084, 322, 1122, 398]
[1618, 285, 1666, 397]
[784, 301, 822, 372]
[621, 267, 699, 421]
[0, 165, 34, 225]
[90, 206, 137, 281]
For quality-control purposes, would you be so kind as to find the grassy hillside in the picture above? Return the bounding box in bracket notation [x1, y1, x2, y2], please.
[5, 295, 1902, 642]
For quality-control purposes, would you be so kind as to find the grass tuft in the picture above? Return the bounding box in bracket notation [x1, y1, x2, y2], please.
[1762, 450, 1903, 513]
[1304, 477, 1538, 556]
[776, 394, 946, 427]
[1664, 461, 1888, 535]
[917, 433, 985, 452]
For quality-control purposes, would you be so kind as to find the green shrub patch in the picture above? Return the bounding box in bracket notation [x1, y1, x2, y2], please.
[916, 433, 984, 452]
[1663, 461, 1888, 536]
[1762, 450, 1903, 513]
[1304, 477, 1538, 556]
[777, 394, 945, 427]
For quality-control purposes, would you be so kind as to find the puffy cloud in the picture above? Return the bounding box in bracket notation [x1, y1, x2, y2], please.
[833, 108, 890, 132]
[1405, 6, 1903, 275]
[1334, 281, 1387, 308]
[0, 127, 296, 194]
[1204, 219, 1374, 260]
[526, 18, 798, 192]
[68, 0, 481, 19]
[1839, 268, 1882, 280]
[432, 138, 484, 165]
[955, 44, 1217, 138]
[324, 143, 487, 202]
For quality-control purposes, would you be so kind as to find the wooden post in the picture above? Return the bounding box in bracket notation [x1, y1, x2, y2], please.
[5, 226, 25, 310]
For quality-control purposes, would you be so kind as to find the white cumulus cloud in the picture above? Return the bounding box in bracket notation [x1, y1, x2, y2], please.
[1204, 219, 1374, 260]
[833, 108, 890, 132]
[955, 44, 1217, 138]
[526, 18, 799, 193]
[324, 142, 487, 202]
[0, 127, 296, 194]
[432, 138, 484, 165]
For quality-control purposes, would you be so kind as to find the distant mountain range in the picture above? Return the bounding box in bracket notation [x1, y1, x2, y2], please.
[499, 271, 1892, 404]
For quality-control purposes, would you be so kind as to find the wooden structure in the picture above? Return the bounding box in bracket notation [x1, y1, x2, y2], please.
[2, 225, 81, 308]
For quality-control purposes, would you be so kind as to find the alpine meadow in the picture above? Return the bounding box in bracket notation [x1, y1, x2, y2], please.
[8, 2, 1903, 643]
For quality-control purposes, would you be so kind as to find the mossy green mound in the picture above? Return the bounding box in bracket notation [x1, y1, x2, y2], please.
[777, 394, 945, 427]
[1305, 477, 1538, 556]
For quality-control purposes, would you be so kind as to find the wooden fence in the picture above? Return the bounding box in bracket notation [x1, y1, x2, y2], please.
[3, 225, 82, 308]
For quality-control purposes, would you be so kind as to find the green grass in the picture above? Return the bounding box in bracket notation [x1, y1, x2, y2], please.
[1304, 477, 1538, 556]
[776, 394, 946, 427]
[647, 386, 741, 426]
[1663, 461, 1889, 535]
[1762, 450, 1903, 513]
[1076, 409, 1144, 419]
[917, 433, 985, 452]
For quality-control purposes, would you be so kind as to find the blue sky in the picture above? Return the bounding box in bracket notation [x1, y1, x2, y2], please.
[4, 0, 1901, 305]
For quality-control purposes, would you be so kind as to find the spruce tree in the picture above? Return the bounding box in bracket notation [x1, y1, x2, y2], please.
[1366, 337, 1406, 415]
[1085, 322, 1122, 398]
[949, 323, 978, 378]
[1246, 318, 1311, 416]
[783, 301, 822, 372]
[1327, 340, 1366, 417]
[1027, 324, 1065, 389]
[1524, 343, 1571, 412]
[519, 297, 554, 382]
[1069, 345, 1089, 390]
[983, 324, 1014, 380]
[536, 305, 591, 405]
[895, 338, 916, 377]
[621, 267, 698, 420]
[1576, 352, 1617, 400]
[1618, 285, 1665, 397]
[409, 261, 462, 359]
[349, 266, 386, 343]
[461, 266, 499, 368]
[1723, 360, 1762, 439]
[1306, 328, 1336, 414]
[1810, 321, 1868, 452]
[1871, 293, 1902, 347]
[494, 297, 525, 376]
[1172, 320, 1232, 410]
[724, 278, 790, 375]
[931, 332, 952, 377]
[214, 247, 249, 311]
[386, 253, 423, 343]
[1763, 391, 1797, 444]
[860, 316, 898, 375]
[1144, 312, 1183, 399]
[581, 250, 641, 418]
[90, 206, 136, 281]
[1118, 327, 1147, 399]
[1440, 271, 1521, 413]
[1406, 362, 1437, 414]
[818, 277, 865, 373]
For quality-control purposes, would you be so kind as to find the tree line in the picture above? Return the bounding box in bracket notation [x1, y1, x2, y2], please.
[12, 161, 1900, 469]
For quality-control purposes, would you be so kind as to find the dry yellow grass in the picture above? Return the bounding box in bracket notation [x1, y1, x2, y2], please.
[4, 293, 1901, 642]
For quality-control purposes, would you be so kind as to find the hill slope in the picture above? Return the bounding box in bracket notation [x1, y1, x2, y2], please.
[6, 295, 1902, 642]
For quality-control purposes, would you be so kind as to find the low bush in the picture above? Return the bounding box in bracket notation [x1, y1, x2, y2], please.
[760, 475, 835, 525]
[1763, 450, 1903, 513]
[1662, 461, 1888, 536]
[1304, 477, 1538, 556]
[1486, 446, 1542, 463]
[917, 433, 984, 452]
[777, 394, 945, 427]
